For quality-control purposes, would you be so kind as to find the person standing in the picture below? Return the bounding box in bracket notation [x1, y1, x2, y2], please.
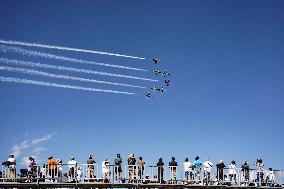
[102, 159, 110, 183]
[241, 160, 250, 183]
[267, 168, 275, 187]
[47, 156, 53, 180]
[26, 157, 36, 182]
[137, 157, 145, 180]
[203, 158, 213, 185]
[193, 156, 202, 184]
[228, 160, 237, 182]
[87, 155, 96, 182]
[114, 154, 122, 181]
[128, 154, 136, 183]
[57, 159, 63, 182]
[255, 159, 264, 185]
[183, 158, 192, 182]
[156, 158, 164, 183]
[6, 154, 16, 180]
[68, 156, 77, 182]
[216, 160, 226, 182]
[169, 157, 178, 183]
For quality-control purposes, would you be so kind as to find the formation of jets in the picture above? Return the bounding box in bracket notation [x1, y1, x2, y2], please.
[146, 58, 171, 99]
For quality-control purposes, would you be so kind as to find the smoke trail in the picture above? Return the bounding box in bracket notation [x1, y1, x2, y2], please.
[0, 65, 146, 89]
[0, 39, 145, 60]
[0, 76, 137, 95]
[0, 45, 147, 71]
[0, 58, 158, 82]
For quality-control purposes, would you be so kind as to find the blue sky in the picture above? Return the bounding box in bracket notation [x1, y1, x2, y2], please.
[0, 0, 283, 171]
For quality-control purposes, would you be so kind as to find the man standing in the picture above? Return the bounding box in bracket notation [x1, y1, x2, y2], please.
[156, 158, 164, 183]
[114, 154, 122, 181]
[169, 157, 178, 183]
[137, 157, 145, 180]
[216, 160, 226, 182]
[87, 155, 96, 182]
[183, 158, 192, 182]
[203, 158, 213, 185]
[193, 156, 202, 184]
[68, 156, 77, 182]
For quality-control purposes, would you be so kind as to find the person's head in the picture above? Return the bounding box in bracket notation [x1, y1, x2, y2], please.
[231, 160, 236, 165]
[219, 160, 224, 163]
[159, 158, 162, 162]
[172, 157, 175, 161]
[258, 159, 263, 163]
[185, 158, 188, 162]
[117, 154, 121, 158]
[57, 159, 62, 163]
[244, 160, 248, 164]
[48, 156, 53, 160]
[89, 154, 93, 159]
[269, 168, 272, 171]
[29, 156, 33, 160]
[195, 156, 199, 160]
[139, 157, 142, 160]
[9, 154, 14, 158]
[70, 156, 75, 160]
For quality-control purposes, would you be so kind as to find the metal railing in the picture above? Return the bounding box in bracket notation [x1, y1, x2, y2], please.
[0, 163, 283, 187]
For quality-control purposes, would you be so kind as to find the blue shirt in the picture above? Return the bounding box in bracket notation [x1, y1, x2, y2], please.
[193, 160, 203, 172]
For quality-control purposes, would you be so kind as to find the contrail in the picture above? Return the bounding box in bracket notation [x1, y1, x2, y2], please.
[0, 39, 146, 60]
[0, 65, 146, 89]
[0, 58, 158, 82]
[0, 45, 147, 71]
[0, 76, 137, 95]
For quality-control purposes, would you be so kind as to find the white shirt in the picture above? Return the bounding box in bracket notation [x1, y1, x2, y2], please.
[102, 161, 110, 174]
[203, 160, 213, 172]
[229, 163, 237, 175]
[77, 169, 82, 181]
[7, 157, 16, 168]
[183, 162, 192, 172]
[268, 171, 275, 181]
[68, 160, 76, 169]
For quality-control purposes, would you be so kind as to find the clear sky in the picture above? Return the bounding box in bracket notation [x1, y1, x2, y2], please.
[0, 0, 283, 171]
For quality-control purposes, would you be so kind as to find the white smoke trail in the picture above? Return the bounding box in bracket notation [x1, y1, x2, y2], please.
[0, 65, 146, 89]
[0, 58, 158, 82]
[0, 76, 137, 95]
[0, 45, 147, 71]
[0, 39, 146, 60]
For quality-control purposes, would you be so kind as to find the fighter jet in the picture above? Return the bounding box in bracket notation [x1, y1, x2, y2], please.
[165, 80, 171, 86]
[154, 69, 162, 75]
[162, 69, 171, 77]
[146, 92, 152, 99]
[151, 86, 165, 93]
[157, 87, 165, 93]
[151, 86, 159, 91]
[152, 58, 159, 64]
